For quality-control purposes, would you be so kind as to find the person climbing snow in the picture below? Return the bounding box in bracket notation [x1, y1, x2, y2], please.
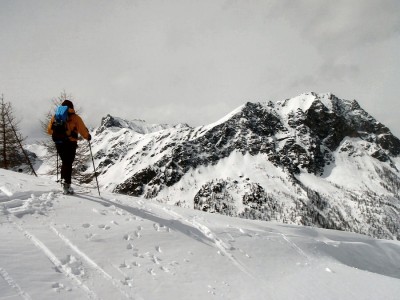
[47, 100, 91, 194]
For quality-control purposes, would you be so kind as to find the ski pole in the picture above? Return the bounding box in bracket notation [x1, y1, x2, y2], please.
[56, 150, 59, 183]
[88, 140, 101, 197]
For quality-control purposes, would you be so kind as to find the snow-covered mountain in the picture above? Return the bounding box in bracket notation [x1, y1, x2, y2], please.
[97, 115, 174, 135]
[33, 92, 400, 241]
[1, 168, 400, 300]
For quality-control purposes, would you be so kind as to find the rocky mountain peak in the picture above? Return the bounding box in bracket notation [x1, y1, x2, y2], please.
[100, 114, 125, 129]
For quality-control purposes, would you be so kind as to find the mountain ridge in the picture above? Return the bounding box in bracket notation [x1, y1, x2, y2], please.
[32, 92, 400, 240]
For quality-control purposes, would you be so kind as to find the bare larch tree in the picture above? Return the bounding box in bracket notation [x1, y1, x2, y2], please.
[0, 95, 36, 175]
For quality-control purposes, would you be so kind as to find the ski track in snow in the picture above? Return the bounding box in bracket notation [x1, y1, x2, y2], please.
[49, 225, 134, 300]
[159, 206, 255, 279]
[2, 189, 142, 300]
[279, 233, 310, 260]
[0, 266, 32, 300]
[11, 221, 99, 300]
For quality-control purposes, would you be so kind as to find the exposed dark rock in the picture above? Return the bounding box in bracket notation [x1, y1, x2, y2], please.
[114, 167, 157, 196]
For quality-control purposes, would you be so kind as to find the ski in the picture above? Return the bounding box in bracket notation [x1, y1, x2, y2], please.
[60, 188, 91, 195]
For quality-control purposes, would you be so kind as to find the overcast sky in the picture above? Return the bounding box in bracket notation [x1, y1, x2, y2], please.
[1, 0, 400, 141]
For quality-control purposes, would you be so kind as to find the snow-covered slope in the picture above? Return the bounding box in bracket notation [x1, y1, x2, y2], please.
[1, 168, 400, 300]
[31, 92, 400, 240]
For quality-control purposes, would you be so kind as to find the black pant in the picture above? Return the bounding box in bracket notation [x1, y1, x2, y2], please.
[56, 141, 77, 184]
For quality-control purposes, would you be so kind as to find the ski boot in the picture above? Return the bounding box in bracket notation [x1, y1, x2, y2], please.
[63, 183, 74, 195]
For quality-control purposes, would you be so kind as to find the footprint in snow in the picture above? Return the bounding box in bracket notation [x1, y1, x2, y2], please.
[85, 233, 95, 239]
[148, 268, 156, 276]
[61, 255, 85, 277]
[114, 209, 125, 216]
[82, 223, 91, 228]
[156, 246, 162, 253]
[121, 276, 133, 287]
[133, 261, 141, 267]
[98, 224, 111, 230]
[119, 261, 131, 269]
[101, 209, 108, 215]
[134, 231, 141, 238]
[52, 282, 72, 292]
[207, 285, 216, 295]
[123, 234, 133, 241]
[92, 208, 108, 216]
[110, 220, 119, 225]
[127, 243, 135, 250]
[152, 255, 161, 265]
[160, 266, 170, 273]
[222, 281, 230, 287]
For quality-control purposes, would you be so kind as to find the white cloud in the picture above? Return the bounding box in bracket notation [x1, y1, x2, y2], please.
[1, 0, 400, 139]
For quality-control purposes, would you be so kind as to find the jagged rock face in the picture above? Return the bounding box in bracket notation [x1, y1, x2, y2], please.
[88, 92, 400, 240]
[194, 180, 237, 216]
[99, 114, 125, 130]
[194, 179, 281, 221]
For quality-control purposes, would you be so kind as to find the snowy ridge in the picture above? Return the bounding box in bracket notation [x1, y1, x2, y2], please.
[277, 92, 335, 117]
[196, 104, 246, 138]
[97, 114, 175, 135]
[1, 168, 400, 299]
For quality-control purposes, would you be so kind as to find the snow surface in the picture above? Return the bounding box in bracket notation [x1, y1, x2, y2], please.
[1, 169, 400, 300]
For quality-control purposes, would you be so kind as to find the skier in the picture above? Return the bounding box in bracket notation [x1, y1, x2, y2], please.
[47, 100, 91, 194]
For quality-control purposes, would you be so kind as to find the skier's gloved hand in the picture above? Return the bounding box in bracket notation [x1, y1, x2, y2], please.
[87, 134, 92, 141]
